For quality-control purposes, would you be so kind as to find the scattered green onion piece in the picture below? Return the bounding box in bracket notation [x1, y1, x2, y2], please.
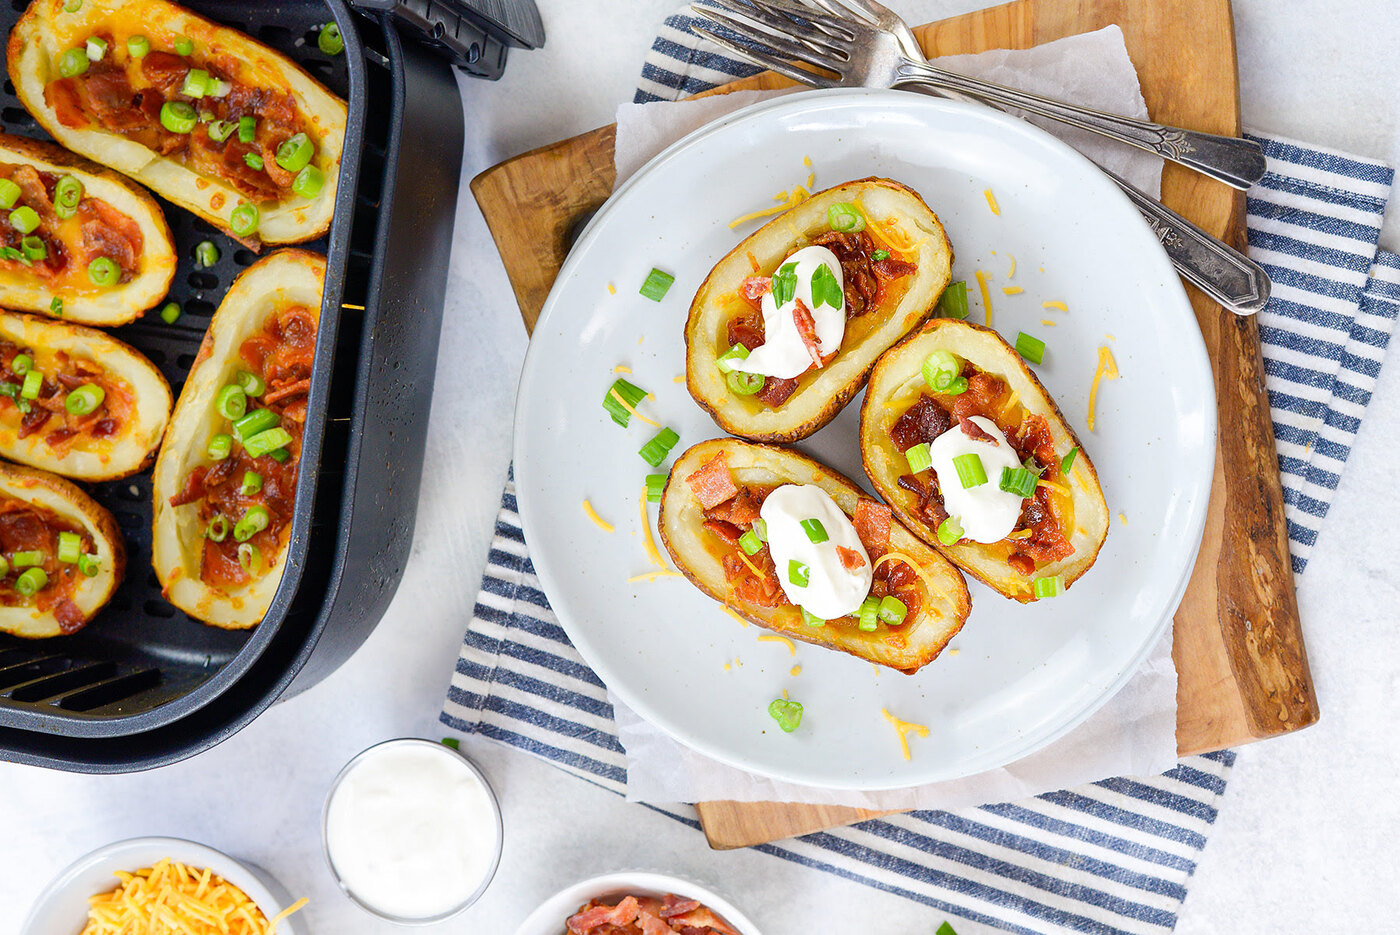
[0, 556, 8, 576]
[318, 22, 344, 55]
[738, 529, 763, 556]
[9, 206, 39, 235]
[1060, 446, 1079, 475]
[938, 280, 969, 320]
[174, 35, 194, 56]
[78, 553, 99, 577]
[160, 100, 197, 134]
[921, 349, 961, 391]
[230, 202, 260, 237]
[1022, 455, 1046, 477]
[236, 370, 265, 397]
[159, 301, 181, 324]
[215, 384, 247, 421]
[14, 567, 47, 596]
[871, 249, 890, 261]
[49, 297, 62, 317]
[905, 442, 933, 475]
[725, 370, 763, 396]
[952, 452, 986, 488]
[63, 0, 83, 10]
[58, 48, 89, 77]
[195, 240, 220, 267]
[233, 504, 270, 542]
[715, 342, 750, 374]
[771, 261, 798, 305]
[12, 550, 42, 568]
[232, 408, 278, 441]
[244, 427, 293, 459]
[810, 262, 842, 309]
[936, 922, 959, 935]
[237, 542, 261, 573]
[268, 447, 290, 463]
[826, 201, 865, 232]
[207, 119, 236, 143]
[788, 559, 809, 588]
[207, 78, 232, 98]
[0, 246, 27, 266]
[242, 151, 264, 170]
[87, 256, 119, 286]
[241, 471, 263, 496]
[181, 67, 209, 98]
[767, 698, 803, 733]
[638, 426, 679, 467]
[936, 516, 963, 546]
[877, 595, 908, 626]
[21, 236, 45, 262]
[441, 737, 460, 750]
[56, 531, 81, 564]
[64, 383, 104, 415]
[206, 515, 230, 542]
[292, 165, 325, 199]
[0, 179, 20, 209]
[999, 466, 1039, 499]
[858, 595, 880, 631]
[1033, 575, 1064, 599]
[9, 354, 29, 375]
[751, 518, 767, 542]
[601, 377, 648, 426]
[54, 175, 83, 217]
[800, 607, 825, 627]
[20, 370, 41, 400]
[207, 433, 233, 460]
[85, 36, 107, 61]
[238, 115, 257, 144]
[645, 473, 666, 503]
[127, 35, 150, 58]
[639, 267, 675, 302]
[275, 132, 314, 172]
[1015, 331, 1046, 365]
[944, 375, 968, 396]
[800, 518, 828, 544]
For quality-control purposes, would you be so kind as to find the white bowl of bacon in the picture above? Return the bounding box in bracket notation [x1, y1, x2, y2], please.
[513, 871, 762, 935]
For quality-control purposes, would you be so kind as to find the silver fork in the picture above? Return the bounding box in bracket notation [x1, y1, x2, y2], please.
[690, 0, 1271, 314]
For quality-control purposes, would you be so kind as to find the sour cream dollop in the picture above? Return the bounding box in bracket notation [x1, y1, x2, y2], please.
[730, 245, 846, 380]
[928, 415, 1024, 543]
[760, 483, 872, 619]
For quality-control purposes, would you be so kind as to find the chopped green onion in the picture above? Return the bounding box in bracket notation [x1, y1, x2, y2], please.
[207, 119, 236, 143]
[233, 504, 270, 541]
[936, 922, 959, 935]
[944, 375, 968, 396]
[788, 559, 809, 588]
[63, 0, 82, 10]
[236, 371, 265, 396]
[160, 100, 197, 134]
[85, 36, 107, 61]
[77, 553, 99, 576]
[318, 22, 344, 55]
[242, 151, 264, 170]
[771, 261, 798, 305]
[953, 452, 986, 488]
[601, 377, 648, 426]
[49, 297, 62, 317]
[0, 179, 20, 209]
[206, 515, 230, 542]
[208, 78, 232, 98]
[938, 280, 969, 319]
[127, 35, 150, 58]
[0, 246, 28, 266]
[244, 427, 293, 458]
[292, 165, 325, 199]
[905, 442, 932, 474]
[738, 529, 763, 555]
[237, 542, 261, 573]
[160, 302, 181, 324]
[87, 256, 119, 286]
[20, 370, 41, 400]
[1033, 575, 1064, 599]
[800, 518, 828, 544]
[0, 556, 8, 576]
[871, 249, 890, 261]
[826, 201, 865, 232]
[645, 473, 666, 503]
[1060, 447, 1079, 475]
[639, 268, 675, 302]
[54, 175, 83, 217]
[12, 550, 42, 568]
[232, 408, 278, 441]
[800, 607, 825, 627]
[441, 737, 460, 750]
[207, 433, 233, 460]
[275, 132, 314, 172]
[215, 384, 247, 420]
[56, 531, 81, 564]
[751, 518, 767, 542]
[8, 354, 28, 375]
[810, 262, 842, 309]
[238, 115, 257, 144]
[638, 426, 679, 467]
[21, 236, 45, 262]
[1015, 331, 1046, 365]
[239, 470, 263, 496]
[268, 447, 291, 463]
[64, 383, 104, 415]
[174, 35, 194, 56]
[715, 343, 750, 374]
[14, 567, 47, 596]
[858, 595, 880, 631]
[999, 466, 1038, 499]
[921, 349, 961, 391]
[195, 240, 220, 267]
[768, 697, 803, 732]
[181, 68, 209, 98]
[725, 370, 763, 396]
[936, 516, 963, 546]
[58, 47, 89, 77]
[1022, 455, 1046, 477]
[9, 206, 39, 234]
[877, 595, 907, 626]
[230, 202, 259, 237]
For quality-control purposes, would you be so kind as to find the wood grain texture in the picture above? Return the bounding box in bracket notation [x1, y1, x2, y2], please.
[470, 0, 1318, 851]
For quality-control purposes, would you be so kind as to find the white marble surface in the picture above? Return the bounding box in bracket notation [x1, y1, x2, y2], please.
[3, 2, 1399, 933]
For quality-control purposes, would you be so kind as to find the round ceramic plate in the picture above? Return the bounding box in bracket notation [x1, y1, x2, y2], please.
[514, 89, 1214, 789]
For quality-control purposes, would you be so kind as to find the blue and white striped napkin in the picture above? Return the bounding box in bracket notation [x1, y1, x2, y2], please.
[442, 14, 1396, 935]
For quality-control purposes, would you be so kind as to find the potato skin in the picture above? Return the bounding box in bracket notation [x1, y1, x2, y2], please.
[10, 0, 346, 246]
[685, 178, 953, 443]
[151, 250, 324, 629]
[0, 461, 125, 638]
[0, 310, 172, 481]
[859, 319, 1110, 602]
[659, 437, 970, 674]
[0, 133, 175, 325]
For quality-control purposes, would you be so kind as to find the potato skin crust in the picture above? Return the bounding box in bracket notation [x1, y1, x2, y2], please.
[859, 318, 1110, 602]
[685, 178, 953, 443]
[659, 437, 970, 674]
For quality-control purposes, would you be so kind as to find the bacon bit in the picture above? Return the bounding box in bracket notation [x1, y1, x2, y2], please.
[660, 895, 702, 919]
[836, 545, 866, 571]
[263, 377, 310, 405]
[792, 298, 823, 369]
[756, 376, 798, 408]
[726, 310, 766, 351]
[706, 487, 762, 525]
[703, 519, 742, 544]
[55, 599, 86, 634]
[739, 275, 771, 303]
[568, 896, 640, 933]
[959, 415, 997, 445]
[685, 452, 739, 510]
[872, 257, 918, 280]
[1008, 553, 1036, 576]
[853, 499, 892, 552]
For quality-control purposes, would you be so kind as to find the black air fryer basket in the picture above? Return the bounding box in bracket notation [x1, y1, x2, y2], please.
[0, 0, 511, 771]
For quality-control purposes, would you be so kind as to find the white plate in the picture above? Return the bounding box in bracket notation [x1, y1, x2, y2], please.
[514, 89, 1214, 789]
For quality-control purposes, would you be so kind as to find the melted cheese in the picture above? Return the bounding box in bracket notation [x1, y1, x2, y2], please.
[881, 708, 930, 760]
[582, 499, 613, 532]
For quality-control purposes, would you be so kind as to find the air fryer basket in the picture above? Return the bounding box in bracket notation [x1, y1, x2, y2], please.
[0, 1, 462, 768]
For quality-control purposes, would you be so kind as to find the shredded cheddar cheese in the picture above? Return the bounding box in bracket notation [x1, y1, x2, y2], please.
[1007, 529, 1033, 540]
[1001, 286, 1024, 295]
[737, 551, 767, 580]
[672, 374, 685, 383]
[1086, 344, 1120, 432]
[628, 570, 681, 582]
[1006, 254, 1017, 278]
[1119, 512, 1127, 526]
[1042, 300, 1068, 312]
[724, 662, 731, 671]
[609, 388, 660, 427]
[582, 499, 614, 532]
[782, 688, 789, 700]
[949, 647, 961, 656]
[872, 551, 941, 604]
[607, 283, 617, 295]
[80, 858, 305, 935]
[882, 391, 922, 411]
[728, 184, 811, 228]
[1040, 319, 1057, 326]
[983, 188, 1000, 216]
[975, 269, 993, 327]
[612, 364, 631, 374]
[722, 606, 750, 628]
[882, 708, 930, 760]
[1036, 478, 1071, 496]
[758, 634, 798, 656]
[790, 664, 802, 676]
[999, 390, 1021, 419]
[866, 213, 922, 254]
[639, 487, 667, 569]
[1105, 333, 1116, 341]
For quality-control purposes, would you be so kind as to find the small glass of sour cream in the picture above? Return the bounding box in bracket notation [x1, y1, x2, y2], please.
[322, 738, 503, 924]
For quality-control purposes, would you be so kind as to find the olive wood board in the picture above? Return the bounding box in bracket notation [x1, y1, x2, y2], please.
[471, 0, 1318, 850]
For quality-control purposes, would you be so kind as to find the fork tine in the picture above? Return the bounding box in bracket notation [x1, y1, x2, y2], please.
[795, 0, 879, 24]
[743, 0, 861, 40]
[688, 21, 839, 89]
[693, 1, 849, 68]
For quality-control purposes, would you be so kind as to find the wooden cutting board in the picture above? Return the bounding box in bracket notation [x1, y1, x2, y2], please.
[471, 0, 1318, 849]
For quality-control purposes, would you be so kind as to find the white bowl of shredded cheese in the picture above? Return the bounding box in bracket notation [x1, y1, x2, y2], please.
[22, 836, 306, 935]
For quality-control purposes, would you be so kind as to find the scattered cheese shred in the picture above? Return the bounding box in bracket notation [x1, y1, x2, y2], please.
[1006, 529, 1033, 540]
[609, 388, 660, 428]
[582, 499, 614, 532]
[80, 859, 304, 935]
[949, 647, 961, 656]
[1001, 286, 1024, 295]
[1040, 319, 1057, 327]
[1119, 512, 1127, 526]
[1042, 300, 1068, 312]
[1036, 478, 1071, 496]
[882, 391, 922, 411]
[882, 708, 930, 760]
[672, 374, 685, 383]
[1105, 333, 1116, 341]
[1086, 344, 1120, 432]
[734, 656, 743, 668]
[983, 188, 1000, 216]
[758, 634, 798, 656]
[867, 213, 922, 253]
[628, 569, 681, 582]
[612, 364, 631, 374]
[639, 487, 667, 569]
[872, 551, 941, 605]
[790, 664, 802, 676]
[728, 184, 810, 228]
[1006, 254, 1017, 278]
[1000, 390, 1021, 418]
[607, 283, 617, 295]
[724, 662, 731, 671]
[782, 688, 789, 700]
[975, 269, 993, 327]
[722, 606, 750, 628]
[737, 551, 767, 580]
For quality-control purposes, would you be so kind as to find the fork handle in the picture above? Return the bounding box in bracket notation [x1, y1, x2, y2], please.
[897, 61, 1266, 190]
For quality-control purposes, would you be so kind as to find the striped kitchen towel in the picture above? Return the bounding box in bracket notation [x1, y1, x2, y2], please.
[442, 15, 1397, 935]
